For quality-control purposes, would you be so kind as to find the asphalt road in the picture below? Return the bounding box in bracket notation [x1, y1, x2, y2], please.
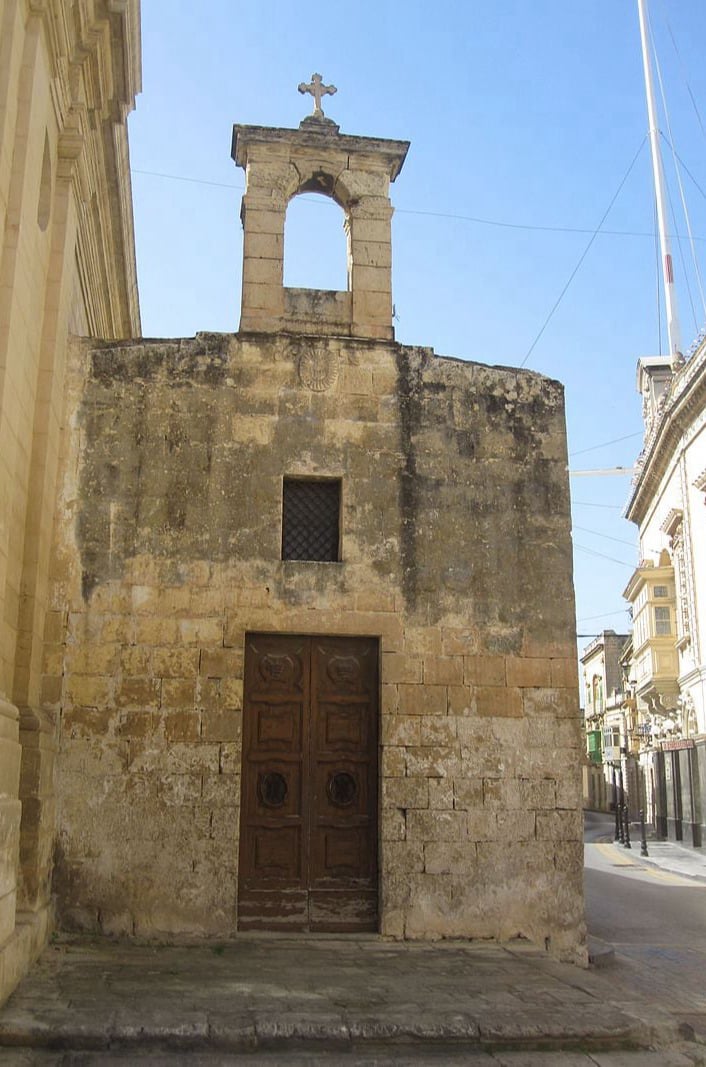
[584, 810, 706, 1039]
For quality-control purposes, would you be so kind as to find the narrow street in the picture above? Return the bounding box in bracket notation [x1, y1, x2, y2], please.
[584, 811, 706, 1041]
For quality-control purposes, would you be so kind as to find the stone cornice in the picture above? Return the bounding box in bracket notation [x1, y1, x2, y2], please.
[26, 0, 141, 120]
[12, 2, 141, 336]
[232, 124, 410, 182]
[31, 0, 142, 337]
[625, 339, 706, 525]
[659, 508, 683, 537]
[107, 0, 142, 106]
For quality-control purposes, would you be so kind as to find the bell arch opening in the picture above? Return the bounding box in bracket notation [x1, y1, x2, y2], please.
[283, 192, 349, 292]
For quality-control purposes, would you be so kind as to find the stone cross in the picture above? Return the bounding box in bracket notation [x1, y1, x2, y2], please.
[298, 73, 337, 119]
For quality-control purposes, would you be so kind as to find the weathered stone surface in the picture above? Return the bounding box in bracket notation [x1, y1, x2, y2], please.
[45, 328, 582, 961]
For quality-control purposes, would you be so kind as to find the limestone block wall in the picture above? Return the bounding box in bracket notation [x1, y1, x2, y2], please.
[47, 332, 585, 962]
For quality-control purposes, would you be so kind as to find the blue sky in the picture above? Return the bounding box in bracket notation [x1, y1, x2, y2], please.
[128, 1, 706, 660]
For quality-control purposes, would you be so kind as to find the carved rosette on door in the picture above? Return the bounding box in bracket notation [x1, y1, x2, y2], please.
[238, 634, 379, 932]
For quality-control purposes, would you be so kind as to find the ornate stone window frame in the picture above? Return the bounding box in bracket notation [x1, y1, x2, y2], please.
[660, 508, 690, 650]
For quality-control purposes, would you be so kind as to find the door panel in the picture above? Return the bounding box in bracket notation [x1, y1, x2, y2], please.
[251, 825, 301, 877]
[318, 702, 369, 749]
[252, 702, 303, 750]
[238, 634, 378, 932]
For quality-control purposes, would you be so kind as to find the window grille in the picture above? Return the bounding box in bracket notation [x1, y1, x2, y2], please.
[282, 479, 341, 562]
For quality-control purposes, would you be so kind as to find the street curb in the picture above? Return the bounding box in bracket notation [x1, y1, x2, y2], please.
[0, 1012, 648, 1056]
[609, 839, 706, 884]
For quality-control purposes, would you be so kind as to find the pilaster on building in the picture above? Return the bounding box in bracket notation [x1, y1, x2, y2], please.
[0, 0, 141, 1008]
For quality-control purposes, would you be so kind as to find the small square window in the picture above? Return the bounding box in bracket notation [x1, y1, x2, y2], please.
[282, 478, 341, 562]
[653, 585, 668, 598]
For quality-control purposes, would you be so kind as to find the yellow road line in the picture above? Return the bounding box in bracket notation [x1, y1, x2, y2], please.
[641, 866, 700, 886]
[591, 842, 705, 886]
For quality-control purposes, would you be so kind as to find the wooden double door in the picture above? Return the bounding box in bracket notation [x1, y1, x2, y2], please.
[238, 634, 379, 932]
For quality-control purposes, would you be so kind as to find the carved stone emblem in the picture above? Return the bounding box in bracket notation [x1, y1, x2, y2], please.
[297, 344, 339, 392]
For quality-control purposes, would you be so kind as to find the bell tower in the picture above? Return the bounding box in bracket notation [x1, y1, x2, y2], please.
[232, 76, 409, 341]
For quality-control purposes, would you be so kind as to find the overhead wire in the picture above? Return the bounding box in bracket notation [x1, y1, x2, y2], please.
[569, 431, 642, 457]
[518, 138, 647, 369]
[655, 144, 706, 326]
[131, 162, 658, 468]
[654, 200, 663, 353]
[131, 165, 706, 243]
[667, 172, 699, 333]
[132, 169, 239, 190]
[129, 11, 706, 603]
[393, 208, 650, 237]
[576, 608, 631, 623]
[132, 165, 651, 464]
[573, 525, 636, 548]
[669, 148, 706, 205]
[131, 17, 706, 613]
[662, 4, 706, 148]
[133, 156, 650, 570]
[131, 161, 695, 240]
[572, 501, 623, 510]
[650, 9, 706, 327]
[573, 543, 634, 569]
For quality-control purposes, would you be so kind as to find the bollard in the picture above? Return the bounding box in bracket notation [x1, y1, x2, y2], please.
[639, 808, 649, 857]
[617, 769, 625, 844]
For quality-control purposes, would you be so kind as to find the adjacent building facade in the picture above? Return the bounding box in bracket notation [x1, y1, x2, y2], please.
[622, 348, 706, 847]
[0, 0, 141, 1004]
[580, 630, 630, 813]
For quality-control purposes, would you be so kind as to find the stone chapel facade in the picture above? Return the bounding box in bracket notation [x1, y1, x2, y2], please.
[44, 109, 586, 963]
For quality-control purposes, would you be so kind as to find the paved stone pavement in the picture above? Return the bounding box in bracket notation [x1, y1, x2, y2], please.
[1, 831, 705, 1063]
[611, 831, 706, 884]
[0, 935, 704, 1065]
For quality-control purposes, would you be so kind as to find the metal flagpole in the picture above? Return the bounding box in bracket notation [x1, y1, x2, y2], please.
[637, 0, 683, 367]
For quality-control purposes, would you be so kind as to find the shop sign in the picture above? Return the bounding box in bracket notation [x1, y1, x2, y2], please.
[660, 739, 695, 751]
